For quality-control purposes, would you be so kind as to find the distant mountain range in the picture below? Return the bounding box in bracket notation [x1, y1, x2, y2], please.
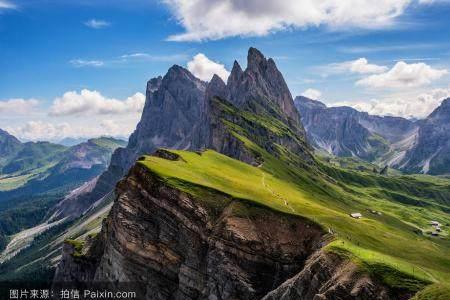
[0, 133, 125, 254]
[295, 96, 450, 175]
[0, 133, 126, 196]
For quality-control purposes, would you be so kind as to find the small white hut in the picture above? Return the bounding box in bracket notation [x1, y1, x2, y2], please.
[350, 213, 362, 219]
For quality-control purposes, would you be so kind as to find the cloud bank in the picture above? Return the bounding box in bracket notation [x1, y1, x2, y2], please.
[49, 90, 145, 116]
[164, 0, 429, 41]
[332, 87, 450, 118]
[356, 61, 448, 88]
[7, 119, 135, 142]
[0, 98, 39, 114]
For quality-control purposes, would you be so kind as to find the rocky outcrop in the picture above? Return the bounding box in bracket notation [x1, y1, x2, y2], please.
[54, 161, 325, 299]
[53, 237, 102, 286]
[263, 251, 394, 300]
[54, 160, 405, 300]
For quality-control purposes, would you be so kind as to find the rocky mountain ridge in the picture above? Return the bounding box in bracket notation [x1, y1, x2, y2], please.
[295, 96, 450, 175]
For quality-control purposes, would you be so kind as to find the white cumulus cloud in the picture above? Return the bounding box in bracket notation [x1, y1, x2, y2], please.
[7, 121, 72, 142]
[164, 0, 429, 41]
[84, 19, 111, 29]
[0, 98, 39, 114]
[187, 53, 230, 82]
[49, 90, 145, 116]
[6, 120, 135, 142]
[356, 61, 448, 89]
[301, 88, 322, 100]
[331, 58, 388, 74]
[332, 87, 450, 118]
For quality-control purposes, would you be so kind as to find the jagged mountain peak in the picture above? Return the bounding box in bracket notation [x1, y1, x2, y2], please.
[210, 74, 226, 88]
[163, 65, 205, 87]
[219, 48, 303, 130]
[206, 74, 227, 101]
[201, 47, 313, 165]
[247, 47, 266, 70]
[227, 60, 244, 86]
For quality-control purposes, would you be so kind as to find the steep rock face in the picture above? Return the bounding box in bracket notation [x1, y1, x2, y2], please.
[397, 98, 450, 174]
[112, 66, 206, 176]
[295, 97, 417, 162]
[199, 49, 313, 165]
[227, 48, 303, 131]
[54, 163, 326, 299]
[71, 67, 207, 213]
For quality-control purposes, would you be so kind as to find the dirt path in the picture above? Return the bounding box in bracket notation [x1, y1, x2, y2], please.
[261, 172, 295, 212]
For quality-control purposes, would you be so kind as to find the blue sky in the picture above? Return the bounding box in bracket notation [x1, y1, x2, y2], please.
[1, 0, 450, 141]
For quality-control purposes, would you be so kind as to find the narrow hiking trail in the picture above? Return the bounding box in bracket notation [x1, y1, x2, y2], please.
[261, 172, 295, 213]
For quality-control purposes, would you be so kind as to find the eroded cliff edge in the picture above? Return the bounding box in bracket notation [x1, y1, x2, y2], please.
[54, 159, 404, 300]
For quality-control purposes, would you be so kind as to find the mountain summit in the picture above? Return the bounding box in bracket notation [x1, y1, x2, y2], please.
[226, 47, 304, 131]
[200, 48, 313, 165]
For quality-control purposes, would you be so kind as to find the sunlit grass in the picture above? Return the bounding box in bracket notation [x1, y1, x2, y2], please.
[138, 148, 450, 291]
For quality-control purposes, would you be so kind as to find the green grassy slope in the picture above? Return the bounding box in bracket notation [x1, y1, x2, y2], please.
[138, 148, 450, 294]
[0, 137, 124, 253]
